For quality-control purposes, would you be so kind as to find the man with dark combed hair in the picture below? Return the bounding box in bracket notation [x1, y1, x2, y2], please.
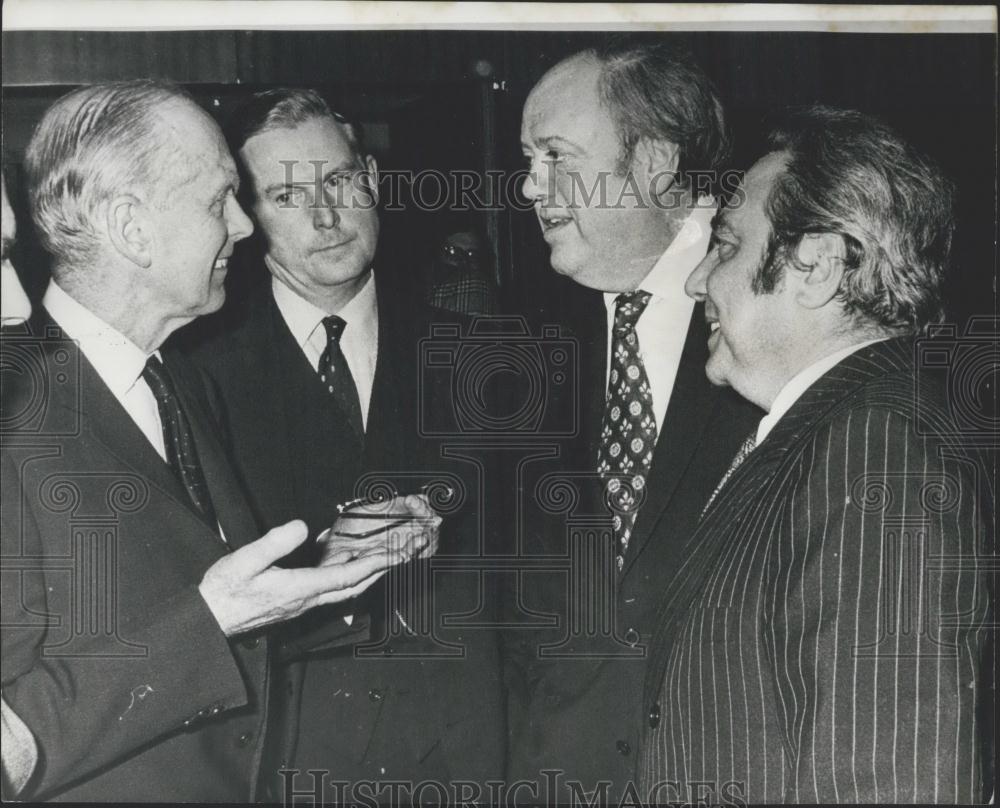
[637, 105, 991, 804]
[184, 87, 505, 801]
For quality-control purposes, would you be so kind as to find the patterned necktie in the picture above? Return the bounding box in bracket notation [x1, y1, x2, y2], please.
[597, 290, 658, 572]
[702, 431, 757, 515]
[319, 315, 364, 439]
[142, 356, 219, 528]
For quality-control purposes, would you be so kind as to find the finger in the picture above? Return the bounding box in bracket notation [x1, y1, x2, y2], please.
[319, 568, 388, 605]
[229, 519, 310, 577]
[403, 493, 433, 518]
[292, 548, 408, 596]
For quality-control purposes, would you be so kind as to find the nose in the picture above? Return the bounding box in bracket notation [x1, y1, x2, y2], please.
[313, 189, 341, 230]
[226, 195, 254, 243]
[520, 159, 546, 204]
[685, 254, 712, 301]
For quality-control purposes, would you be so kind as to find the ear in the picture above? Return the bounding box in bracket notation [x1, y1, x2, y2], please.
[634, 137, 680, 198]
[791, 232, 847, 309]
[106, 195, 152, 269]
[360, 154, 379, 206]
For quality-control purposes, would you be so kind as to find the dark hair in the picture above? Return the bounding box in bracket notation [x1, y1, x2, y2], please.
[756, 105, 955, 334]
[586, 39, 730, 184]
[224, 88, 366, 205]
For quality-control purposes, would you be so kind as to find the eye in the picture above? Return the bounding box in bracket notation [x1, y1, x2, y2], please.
[275, 192, 291, 206]
[709, 232, 737, 260]
[544, 149, 564, 163]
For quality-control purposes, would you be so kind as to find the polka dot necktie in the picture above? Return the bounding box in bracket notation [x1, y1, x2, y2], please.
[142, 356, 219, 529]
[319, 315, 364, 439]
[597, 290, 658, 572]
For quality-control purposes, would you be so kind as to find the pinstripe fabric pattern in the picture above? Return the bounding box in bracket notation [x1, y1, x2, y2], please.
[638, 338, 992, 804]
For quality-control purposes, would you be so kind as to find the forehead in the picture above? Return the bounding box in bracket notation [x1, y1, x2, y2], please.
[722, 151, 788, 231]
[240, 117, 357, 184]
[522, 55, 616, 142]
[158, 100, 237, 191]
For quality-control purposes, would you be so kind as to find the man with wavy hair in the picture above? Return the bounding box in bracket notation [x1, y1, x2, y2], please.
[638, 106, 992, 804]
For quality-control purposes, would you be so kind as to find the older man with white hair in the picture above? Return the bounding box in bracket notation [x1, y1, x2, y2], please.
[0, 80, 438, 802]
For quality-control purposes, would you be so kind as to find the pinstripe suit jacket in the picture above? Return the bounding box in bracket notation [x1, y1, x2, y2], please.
[638, 338, 993, 804]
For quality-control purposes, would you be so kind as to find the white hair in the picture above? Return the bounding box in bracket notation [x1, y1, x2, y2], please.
[25, 80, 194, 270]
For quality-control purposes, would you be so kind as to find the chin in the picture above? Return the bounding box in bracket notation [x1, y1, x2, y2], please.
[704, 356, 731, 388]
[202, 288, 226, 314]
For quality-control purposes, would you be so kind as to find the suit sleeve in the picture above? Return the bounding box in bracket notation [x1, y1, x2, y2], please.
[0, 450, 250, 798]
[764, 407, 989, 803]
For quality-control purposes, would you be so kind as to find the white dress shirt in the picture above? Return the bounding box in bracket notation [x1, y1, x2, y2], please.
[42, 281, 167, 461]
[603, 199, 715, 443]
[755, 337, 890, 446]
[271, 272, 379, 430]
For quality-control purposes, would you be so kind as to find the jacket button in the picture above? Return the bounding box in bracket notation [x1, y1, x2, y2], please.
[624, 628, 640, 647]
[649, 701, 661, 728]
[616, 740, 631, 756]
[368, 688, 384, 702]
[237, 732, 252, 747]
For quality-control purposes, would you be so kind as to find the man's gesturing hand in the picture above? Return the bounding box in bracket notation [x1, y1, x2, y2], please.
[199, 518, 421, 637]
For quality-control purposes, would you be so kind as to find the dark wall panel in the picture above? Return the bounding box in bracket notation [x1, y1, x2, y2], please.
[1, 31, 239, 85]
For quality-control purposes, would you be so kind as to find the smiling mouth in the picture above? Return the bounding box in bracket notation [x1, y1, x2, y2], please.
[709, 321, 721, 334]
[537, 210, 573, 234]
[213, 257, 229, 271]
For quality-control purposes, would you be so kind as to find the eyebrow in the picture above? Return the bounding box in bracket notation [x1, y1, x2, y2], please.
[262, 160, 358, 195]
[522, 135, 584, 152]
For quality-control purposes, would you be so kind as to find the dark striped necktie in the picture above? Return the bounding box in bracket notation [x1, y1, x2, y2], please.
[142, 355, 219, 529]
[319, 314, 364, 439]
[702, 431, 757, 516]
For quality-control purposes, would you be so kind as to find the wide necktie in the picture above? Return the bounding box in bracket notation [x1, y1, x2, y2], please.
[142, 356, 219, 528]
[319, 314, 365, 439]
[702, 431, 757, 516]
[596, 290, 658, 572]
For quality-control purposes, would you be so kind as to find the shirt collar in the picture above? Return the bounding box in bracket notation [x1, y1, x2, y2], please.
[603, 197, 715, 310]
[271, 270, 378, 348]
[42, 280, 154, 399]
[756, 337, 891, 445]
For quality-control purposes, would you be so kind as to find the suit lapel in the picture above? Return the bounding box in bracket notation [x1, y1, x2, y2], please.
[365, 275, 419, 470]
[265, 294, 324, 523]
[164, 352, 260, 550]
[33, 310, 196, 515]
[35, 310, 229, 547]
[622, 306, 717, 576]
[643, 338, 913, 698]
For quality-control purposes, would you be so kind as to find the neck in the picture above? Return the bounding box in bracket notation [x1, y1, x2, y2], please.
[268, 258, 371, 315]
[757, 327, 882, 412]
[54, 269, 182, 352]
[627, 187, 699, 290]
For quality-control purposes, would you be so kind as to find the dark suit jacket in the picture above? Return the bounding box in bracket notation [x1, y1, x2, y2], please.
[504, 283, 762, 802]
[638, 338, 993, 804]
[184, 273, 505, 797]
[0, 312, 270, 801]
